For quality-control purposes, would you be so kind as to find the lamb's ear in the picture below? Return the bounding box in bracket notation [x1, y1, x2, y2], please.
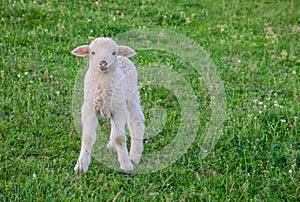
[118, 45, 136, 57]
[71, 45, 89, 57]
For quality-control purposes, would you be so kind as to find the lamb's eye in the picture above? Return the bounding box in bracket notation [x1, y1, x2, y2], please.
[91, 51, 95, 55]
[112, 51, 117, 56]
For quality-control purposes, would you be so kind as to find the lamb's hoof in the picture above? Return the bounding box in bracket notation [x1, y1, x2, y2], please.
[130, 154, 142, 165]
[74, 156, 90, 173]
[120, 162, 134, 173]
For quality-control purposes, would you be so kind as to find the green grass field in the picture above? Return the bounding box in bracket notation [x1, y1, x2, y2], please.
[1, 0, 299, 201]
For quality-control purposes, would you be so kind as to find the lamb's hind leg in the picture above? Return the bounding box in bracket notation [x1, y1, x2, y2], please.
[74, 103, 98, 172]
[127, 95, 145, 165]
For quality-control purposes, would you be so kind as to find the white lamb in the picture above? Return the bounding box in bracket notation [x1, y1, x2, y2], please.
[71, 37, 145, 173]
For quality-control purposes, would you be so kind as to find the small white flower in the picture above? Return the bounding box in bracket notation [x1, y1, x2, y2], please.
[87, 19, 92, 22]
[112, 16, 116, 21]
[90, 30, 93, 33]
[24, 71, 29, 75]
[280, 119, 286, 123]
[95, 1, 99, 4]
[45, 29, 48, 32]
[266, 97, 271, 101]
[292, 70, 296, 75]
[33, 173, 37, 178]
[185, 17, 191, 24]
[56, 91, 60, 95]
[50, 75, 53, 78]
[259, 101, 263, 105]
[281, 50, 288, 58]
[253, 99, 258, 103]
[17, 74, 21, 78]
[288, 169, 292, 174]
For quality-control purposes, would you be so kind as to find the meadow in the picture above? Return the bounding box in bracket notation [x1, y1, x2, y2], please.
[0, 0, 299, 201]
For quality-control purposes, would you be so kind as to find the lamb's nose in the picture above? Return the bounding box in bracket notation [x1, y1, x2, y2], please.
[99, 60, 107, 67]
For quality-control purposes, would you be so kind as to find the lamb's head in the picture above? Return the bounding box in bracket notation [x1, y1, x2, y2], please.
[72, 37, 136, 72]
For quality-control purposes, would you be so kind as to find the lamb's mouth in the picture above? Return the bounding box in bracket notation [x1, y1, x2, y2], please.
[99, 66, 108, 71]
[98, 60, 117, 72]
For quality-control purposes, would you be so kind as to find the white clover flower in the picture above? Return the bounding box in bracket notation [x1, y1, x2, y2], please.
[185, 17, 191, 24]
[280, 119, 286, 123]
[281, 50, 288, 58]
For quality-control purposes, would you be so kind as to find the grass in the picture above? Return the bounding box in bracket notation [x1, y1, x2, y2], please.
[0, 0, 299, 201]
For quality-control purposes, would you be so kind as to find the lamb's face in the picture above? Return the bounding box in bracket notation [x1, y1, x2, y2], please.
[89, 38, 119, 72]
[72, 37, 136, 72]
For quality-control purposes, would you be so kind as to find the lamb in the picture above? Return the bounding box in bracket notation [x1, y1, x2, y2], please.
[71, 37, 145, 173]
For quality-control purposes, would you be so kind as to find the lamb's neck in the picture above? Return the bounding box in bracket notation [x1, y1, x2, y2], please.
[100, 68, 115, 77]
[97, 70, 121, 87]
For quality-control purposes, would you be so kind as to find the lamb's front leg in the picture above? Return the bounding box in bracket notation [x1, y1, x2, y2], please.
[74, 103, 98, 172]
[110, 113, 133, 173]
